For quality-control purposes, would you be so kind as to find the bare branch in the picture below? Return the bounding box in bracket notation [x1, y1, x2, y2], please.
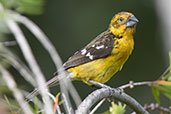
[76, 88, 149, 114]
[158, 66, 170, 80]
[119, 81, 152, 90]
[89, 98, 105, 114]
[48, 93, 62, 114]
[144, 103, 171, 113]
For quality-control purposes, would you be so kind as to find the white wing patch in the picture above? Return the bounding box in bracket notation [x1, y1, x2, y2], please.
[95, 45, 104, 49]
[63, 32, 115, 70]
[81, 48, 87, 55]
[86, 52, 93, 60]
[81, 45, 106, 60]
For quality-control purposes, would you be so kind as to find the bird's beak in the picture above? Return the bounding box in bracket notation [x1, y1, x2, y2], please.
[126, 16, 139, 28]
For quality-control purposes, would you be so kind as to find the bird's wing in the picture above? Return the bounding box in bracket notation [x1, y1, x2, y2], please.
[63, 31, 115, 69]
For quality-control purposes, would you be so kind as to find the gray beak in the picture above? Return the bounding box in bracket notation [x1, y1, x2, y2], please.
[126, 16, 139, 27]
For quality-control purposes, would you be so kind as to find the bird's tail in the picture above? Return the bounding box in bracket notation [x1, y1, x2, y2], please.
[25, 72, 73, 102]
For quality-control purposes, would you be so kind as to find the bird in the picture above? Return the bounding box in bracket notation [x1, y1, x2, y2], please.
[26, 11, 138, 100]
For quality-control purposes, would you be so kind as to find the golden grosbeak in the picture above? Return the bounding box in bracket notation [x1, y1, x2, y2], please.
[26, 12, 138, 100]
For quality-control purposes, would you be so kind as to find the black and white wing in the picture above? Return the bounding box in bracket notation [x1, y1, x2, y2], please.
[63, 31, 115, 70]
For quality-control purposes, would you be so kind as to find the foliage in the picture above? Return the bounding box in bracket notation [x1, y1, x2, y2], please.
[152, 52, 171, 103]
[0, 0, 45, 15]
[28, 97, 41, 114]
[103, 102, 126, 114]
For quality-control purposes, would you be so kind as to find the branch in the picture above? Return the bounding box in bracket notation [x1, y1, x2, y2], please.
[144, 103, 171, 113]
[48, 93, 62, 114]
[89, 98, 105, 114]
[119, 81, 152, 89]
[158, 66, 170, 80]
[76, 88, 149, 114]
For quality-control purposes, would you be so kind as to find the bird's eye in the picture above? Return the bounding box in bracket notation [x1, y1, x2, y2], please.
[119, 17, 124, 21]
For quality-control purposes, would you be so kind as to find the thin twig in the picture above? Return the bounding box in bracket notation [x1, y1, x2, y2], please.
[119, 67, 170, 90]
[119, 81, 152, 90]
[144, 103, 171, 113]
[48, 93, 62, 114]
[76, 87, 149, 114]
[88, 80, 111, 88]
[89, 98, 105, 114]
[158, 66, 170, 80]
[0, 64, 33, 114]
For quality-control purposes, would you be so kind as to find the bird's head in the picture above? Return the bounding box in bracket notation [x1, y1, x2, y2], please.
[109, 12, 139, 36]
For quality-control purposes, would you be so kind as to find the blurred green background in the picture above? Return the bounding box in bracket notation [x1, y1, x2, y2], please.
[2, 0, 170, 113]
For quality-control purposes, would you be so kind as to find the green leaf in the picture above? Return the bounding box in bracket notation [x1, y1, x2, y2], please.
[1, 0, 45, 15]
[28, 97, 40, 114]
[33, 97, 39, 114]
[0, 0, 16, 8]
[103, 102, 126, 114]
[152, 88, 160, 103]
[162, 72, 171, 81]
[152, 52, 171, 103]
[152, 84, 171, 102]
[16, 0, 45, 15]
[168, 76, 171, 82]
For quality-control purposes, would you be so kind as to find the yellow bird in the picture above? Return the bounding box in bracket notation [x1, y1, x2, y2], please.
[26, 12, 138, 100]
[64, 12, 138, 85]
